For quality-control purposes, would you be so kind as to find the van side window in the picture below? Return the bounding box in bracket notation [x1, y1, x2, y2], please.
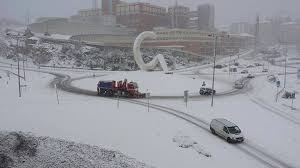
[223, 126, 229, 134]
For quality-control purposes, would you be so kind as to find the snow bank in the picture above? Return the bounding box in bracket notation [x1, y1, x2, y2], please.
[0, 131, 152, 168]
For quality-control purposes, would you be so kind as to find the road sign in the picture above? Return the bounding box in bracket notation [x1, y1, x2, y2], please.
[184, 90, 189, 108]
[146, 93, 151, 98]
[276, 80, 280, 87]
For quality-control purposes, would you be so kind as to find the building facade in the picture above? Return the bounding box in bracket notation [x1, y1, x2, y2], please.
[102, 0, 121, 15]
[168, 5, 190, 28]
[116, 2, 169, 33]
[188, 4, 215, 31]
[230, 22, 252, 34]
[142, 28, 247, 56]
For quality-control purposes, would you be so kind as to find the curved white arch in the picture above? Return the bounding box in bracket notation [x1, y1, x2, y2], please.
[133, 31, 169, 71]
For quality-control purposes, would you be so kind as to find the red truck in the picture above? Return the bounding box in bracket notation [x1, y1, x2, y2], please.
[97, 79, 145, 98]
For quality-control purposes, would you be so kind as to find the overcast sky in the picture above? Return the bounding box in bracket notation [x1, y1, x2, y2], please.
[1, 0, 299, 26]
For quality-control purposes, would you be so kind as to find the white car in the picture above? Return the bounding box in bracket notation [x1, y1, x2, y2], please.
[210, 118, 244, 143]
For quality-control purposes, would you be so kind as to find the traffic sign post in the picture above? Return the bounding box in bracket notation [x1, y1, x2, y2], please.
[54, 84, 60, 104]
[146, 92, 150, 112]
[291, 92, 296, 110]
[117, 91, 121, 109]
[276, 80, 280, 102]
[184, 90, 189, 108]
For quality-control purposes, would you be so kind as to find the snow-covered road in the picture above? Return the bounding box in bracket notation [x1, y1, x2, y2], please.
[1, 47, 299, 168]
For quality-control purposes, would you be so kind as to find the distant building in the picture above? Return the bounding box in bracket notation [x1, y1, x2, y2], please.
[78, 8, 101, 17]
[116, 2, 169, 33]
[258, 20, 277, 46]
[280, 22, 300, 44]
[102, 0, 122, 15]
[230, 22, 252, 34]
[142, 28, 249, 56]
[70, 8, 116, 26]
[28, 7, 135, 45]
[188, 4, 215, 31]
[168, 5, 190, 28]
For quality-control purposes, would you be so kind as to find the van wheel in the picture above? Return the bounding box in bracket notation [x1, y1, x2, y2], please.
[227, 138, 232, 143]
[210, 127, 216, 134]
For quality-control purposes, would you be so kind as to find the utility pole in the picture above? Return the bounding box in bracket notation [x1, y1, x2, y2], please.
[211, 35, 217, 107]
[16, 35, 21, 97]
[283, 32, 287, 88]
[23, 54, 26, 81]
[254, 14, 260, 56]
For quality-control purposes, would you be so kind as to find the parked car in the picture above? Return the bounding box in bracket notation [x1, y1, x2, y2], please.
[234, 81, 244, 89]
[267, 75, 277, 82]
[262, 69, 268, 72]
[241, 70, 248, 74]
[165, 71, 173, 74]
[282, 91, 296, 99]
[234, 62, 239, 66]
[247, 74, 255, 78]
[199, 87, 216, 95]
[254, 63, 263, 66]
[210, 118, 244, 143]
[214, 64, 223, 69]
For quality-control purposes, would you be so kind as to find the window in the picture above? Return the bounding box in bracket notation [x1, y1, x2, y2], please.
[223, 127, 229, 134]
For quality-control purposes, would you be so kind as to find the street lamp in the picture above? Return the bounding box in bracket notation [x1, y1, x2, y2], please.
[209, 34, 218, 107]
[209, 33, 230, 107]
[281, 31, 288, 88]
[16, 34, 21, 97]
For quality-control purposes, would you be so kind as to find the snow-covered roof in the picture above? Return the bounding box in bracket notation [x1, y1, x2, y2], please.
[239, 33, 255, 38]
[50, 34, 71, 40]
[28, 36, 40, 40]
[229, 33, 254, 38]
[35, 33, 71, 40]
[281, 22, 297, 25]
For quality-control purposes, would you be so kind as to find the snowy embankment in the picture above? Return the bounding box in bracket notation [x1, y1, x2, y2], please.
[0, 131, 151, 168]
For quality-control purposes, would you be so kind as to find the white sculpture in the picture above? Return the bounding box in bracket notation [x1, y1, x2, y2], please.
[133, 31, 169, 72]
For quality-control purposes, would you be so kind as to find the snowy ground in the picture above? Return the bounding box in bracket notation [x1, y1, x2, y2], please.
[0, 67, 269, 168]
[72, 71, 232, 96]
[0, 47, 299, 168]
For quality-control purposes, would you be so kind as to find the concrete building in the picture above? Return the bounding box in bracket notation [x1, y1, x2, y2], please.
[188, 4, 215, 31]
[116, 2, 169, 33]
[78, 8, 101, 17]
[280, 22, 300, 44]
[168, 5, 190, 28]
[230, 22, 252, 34]
[28, 7, 135, 46]
[102, 0, 122, 15]
[142, 28, 248, 56]
[258, 20, 278, 46]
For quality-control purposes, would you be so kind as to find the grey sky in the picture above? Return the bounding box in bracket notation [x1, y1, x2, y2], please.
[1, 0, 299, 26]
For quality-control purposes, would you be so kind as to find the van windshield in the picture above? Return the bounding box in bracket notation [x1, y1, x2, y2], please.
[228, 126, 241, 134]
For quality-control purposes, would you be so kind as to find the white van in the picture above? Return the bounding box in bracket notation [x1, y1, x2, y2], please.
[210, 118, 244, 143]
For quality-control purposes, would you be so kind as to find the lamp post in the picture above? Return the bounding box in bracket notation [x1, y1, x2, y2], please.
[209, 33, 230, 107]
[16, 35, 21, 97]
[281, 31, 288, 88]
[211, 34, 217, 107]
[284, 47, 287, 88]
